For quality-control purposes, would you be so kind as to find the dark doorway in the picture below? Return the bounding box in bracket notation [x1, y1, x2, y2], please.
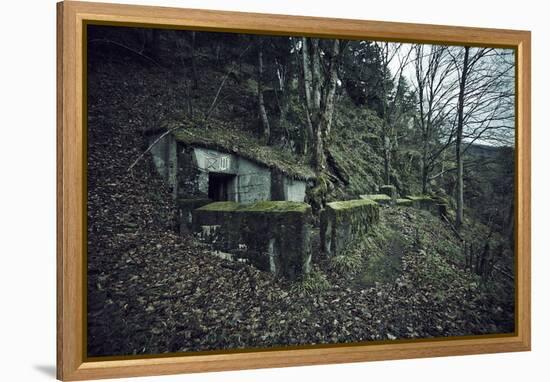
[208, 173, 235, 201]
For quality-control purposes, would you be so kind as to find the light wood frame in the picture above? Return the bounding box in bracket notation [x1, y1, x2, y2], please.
[57, 1, 531, 380]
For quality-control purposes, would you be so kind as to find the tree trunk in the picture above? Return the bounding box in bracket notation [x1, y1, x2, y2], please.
[383, 132, 391, 185]
[190, 31, 198, 89]
[257, 46, 270, 143]
[455, 46, 469, 228]
[301, 37, 340, 172]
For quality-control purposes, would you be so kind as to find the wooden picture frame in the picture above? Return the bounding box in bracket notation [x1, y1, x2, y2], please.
[57, 1, 531, 380]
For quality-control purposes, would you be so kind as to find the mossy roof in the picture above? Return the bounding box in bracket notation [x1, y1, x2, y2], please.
[327, 199, 378, 211]
[197, 201, 311, 213]
[161, 118, 315, 181]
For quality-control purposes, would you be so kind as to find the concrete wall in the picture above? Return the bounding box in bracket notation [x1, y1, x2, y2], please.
[405, 195, 448, 217]
[192, 201, 312, 280]
[192, 147, 239, 200]
[234, 156, 272, 203]
[191, 147, 273, 202]
[320, 199, 379, 257]
[284, 178, 307, 202]
[176, 143, 204, 199]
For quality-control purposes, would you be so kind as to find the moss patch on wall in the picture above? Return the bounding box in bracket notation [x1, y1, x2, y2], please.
[320, 199, 380, 258]
[396, 198, 414, 207]
[193, 201, 312, 280]
[405, 195, 448, 217]
[360, 194, 393, 205]
[197, 200, 310, 213]
[406, 195, 433, 202]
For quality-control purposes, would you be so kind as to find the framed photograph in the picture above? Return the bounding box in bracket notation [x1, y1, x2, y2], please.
[57, 1, 531, 380]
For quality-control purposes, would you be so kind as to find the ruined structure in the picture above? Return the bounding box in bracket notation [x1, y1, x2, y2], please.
[192, 201, 312, 280]
[147, 129, 313, 204]
[146, 131, 448, 279]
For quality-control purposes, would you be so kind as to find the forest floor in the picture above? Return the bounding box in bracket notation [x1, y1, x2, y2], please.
[87, 59, 514, 357]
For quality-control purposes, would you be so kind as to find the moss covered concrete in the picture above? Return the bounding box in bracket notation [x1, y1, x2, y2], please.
[396, 198, 414, 206]
[360, 194, 393, 205]
[197, 200, 310, 213]
[320, 199, 380, 258]
[193, 201, 312, 280]
[328, 199, 378, 210]
[405, 195, 448, 217]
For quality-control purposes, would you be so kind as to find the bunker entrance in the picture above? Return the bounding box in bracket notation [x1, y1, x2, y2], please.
[208, 173, 235, 201]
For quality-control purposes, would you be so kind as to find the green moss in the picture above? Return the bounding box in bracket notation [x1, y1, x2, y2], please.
[406, 195, 433, 202]
[327, 199, 378, 211]
[239, 201, 310, 212]
[360, 194, 392, 201]
[196, 201, 240, 212]
[197, 201, 310, 213]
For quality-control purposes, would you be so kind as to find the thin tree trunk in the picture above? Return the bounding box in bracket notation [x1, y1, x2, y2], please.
[322, 39, 340, 138]
[257, 46, 271, 143]
[190, 31, 198, 89]
[301, 37, 315, 158]
[455, 46, 469, 228]
[383, 130, 391, 185]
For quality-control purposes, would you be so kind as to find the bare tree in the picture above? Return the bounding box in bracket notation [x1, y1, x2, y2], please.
[450, 46, 514, 227]
[374, 42, 414, 184]
[301, 37, 342, 172]
[257, 43, 271, 143]
[412, 44, 459, 193]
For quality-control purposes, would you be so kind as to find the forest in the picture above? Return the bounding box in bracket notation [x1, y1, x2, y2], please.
[86, 25, 516, 356]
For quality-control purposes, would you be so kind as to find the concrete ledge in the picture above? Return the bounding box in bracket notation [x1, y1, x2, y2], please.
[406, 195, 434, 209]
[320, 199, 379, 257]
[360, 194, 393, 205]
[193, 201, 312, 280]
[406, 195, 448, 217]
[396, 198, 414, 207]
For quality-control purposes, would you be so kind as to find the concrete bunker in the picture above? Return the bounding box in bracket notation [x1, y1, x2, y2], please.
[147, 131, 310, 204]
[146, 129, 314, 232]
[192, 201, 313, 280]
